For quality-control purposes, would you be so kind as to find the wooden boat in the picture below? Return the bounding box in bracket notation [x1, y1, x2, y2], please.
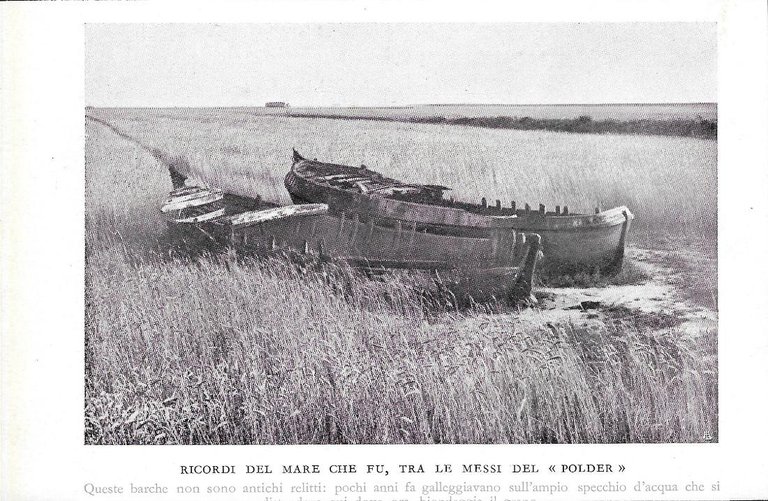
[160, 166, 542, 302]
[285, 149, 633, 276]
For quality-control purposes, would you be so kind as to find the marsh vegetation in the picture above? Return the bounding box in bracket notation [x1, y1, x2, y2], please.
[85, 107, 717, 444]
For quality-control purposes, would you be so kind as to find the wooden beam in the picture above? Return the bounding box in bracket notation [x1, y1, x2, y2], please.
[602, 210, 632, 276]
[317, 238, 325, 258]
[510, 233, 541, 303]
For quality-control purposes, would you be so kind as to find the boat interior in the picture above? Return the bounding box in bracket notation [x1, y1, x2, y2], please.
[293, 152, 585, 218]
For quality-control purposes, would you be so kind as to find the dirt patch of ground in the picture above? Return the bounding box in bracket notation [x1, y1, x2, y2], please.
[518, 245, 717, 336]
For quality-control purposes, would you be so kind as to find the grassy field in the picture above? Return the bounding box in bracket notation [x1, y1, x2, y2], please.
[84, 108, 718, 444]
[87, 107, 717, 239]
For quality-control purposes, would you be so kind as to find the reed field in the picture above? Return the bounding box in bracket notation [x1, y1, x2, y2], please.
[84, 107, 718, 444]
[87, 106, 717, 239]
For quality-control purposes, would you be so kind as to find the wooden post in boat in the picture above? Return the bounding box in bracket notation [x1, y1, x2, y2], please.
[337, 211, 346, 239]
[350, 214, 360, 247]
[603, 210, 632, 276]
[512, 232, 526, 265]
[510, 233, 541, 303]
[490, 229, 500, 264]
[508, 229, 517, 266]
[317, 238, 326, 259]
[539, 204, 545, 216]
[393, 220, 402, 254]
[365, 218, 375, 254]
[168, 166, 187, 189]
[309, 218, 318, 240]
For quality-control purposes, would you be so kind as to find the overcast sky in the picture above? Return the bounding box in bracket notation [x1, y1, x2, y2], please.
[85, 23, 716, 107]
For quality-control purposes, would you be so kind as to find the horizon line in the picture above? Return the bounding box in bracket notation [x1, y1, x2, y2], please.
[86, 101, 718, 109]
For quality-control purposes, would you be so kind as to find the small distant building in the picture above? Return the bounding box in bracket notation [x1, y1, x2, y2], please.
[265, 102, 289, 108]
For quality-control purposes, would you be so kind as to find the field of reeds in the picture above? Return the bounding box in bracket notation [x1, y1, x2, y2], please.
[84, 107, 718, 444]
[87, 106, 717, 239]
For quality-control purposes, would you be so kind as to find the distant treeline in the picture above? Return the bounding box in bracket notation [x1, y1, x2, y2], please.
[288, 113, 717, 140]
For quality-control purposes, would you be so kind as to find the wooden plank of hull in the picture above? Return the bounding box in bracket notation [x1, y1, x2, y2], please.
[170, 207, 227, 224]
[163, 187, 222, 205]
[290, 189, 493, 238]
[161, 190, 224, 212]
[229, 203, 328, 228]
[368, 197, 493, 228]
[170, 186, 205, 197]
[490, 205, 631, 231]
[233, 213, 508, 269]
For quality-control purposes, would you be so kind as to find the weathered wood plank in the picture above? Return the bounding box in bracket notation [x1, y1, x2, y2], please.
[229, 203, 328, 228]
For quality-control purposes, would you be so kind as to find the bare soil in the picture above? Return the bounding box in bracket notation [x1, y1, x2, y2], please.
[525, 245, 717, 337]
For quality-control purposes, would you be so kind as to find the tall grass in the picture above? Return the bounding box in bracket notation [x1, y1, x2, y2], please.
[86, 248, 716, 444]
[84, 114, 718, 444]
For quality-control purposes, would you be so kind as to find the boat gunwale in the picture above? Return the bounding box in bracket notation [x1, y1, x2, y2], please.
[228, 203, 329, 229]
[491, 205, 634, 230]
[168, 207, 227, 224]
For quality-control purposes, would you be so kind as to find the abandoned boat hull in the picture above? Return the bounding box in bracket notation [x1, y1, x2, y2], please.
[286, 150, 633, 275]
[161, 185, 542, 301]
[224, 210, 535, 272]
